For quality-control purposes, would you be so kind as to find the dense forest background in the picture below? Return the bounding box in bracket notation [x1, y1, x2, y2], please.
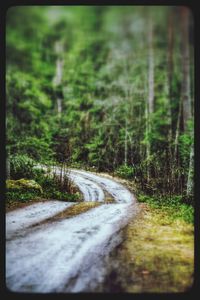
[6, 6, 194, 207]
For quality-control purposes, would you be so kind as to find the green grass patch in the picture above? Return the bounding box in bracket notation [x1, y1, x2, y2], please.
[6, 178, 43, 207]
[7, 179, 43, 193]
[6, 190, 40, 203]
[137, 194, 194, 224]
[115, 164, 134, 179]
[6, 174, 81, 210]
[103, 203, 194, 293]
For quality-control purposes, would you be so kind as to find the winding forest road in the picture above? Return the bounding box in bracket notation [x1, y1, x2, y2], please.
[6, 168, 138, 293]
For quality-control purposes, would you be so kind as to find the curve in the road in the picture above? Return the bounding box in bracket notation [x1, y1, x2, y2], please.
[70, 169, 134, 203]
[52, 167, 105, 202]
[69, 172, 105, 202]
[6, 168, 138, 293]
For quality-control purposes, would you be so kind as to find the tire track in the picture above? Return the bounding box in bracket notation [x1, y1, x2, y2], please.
[6, 168, 138, 293]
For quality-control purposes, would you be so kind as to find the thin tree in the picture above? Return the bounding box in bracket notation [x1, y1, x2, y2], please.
[174, 7, 193, 195]
[53, 40, 64, 117]
[180, 7, 192, 130]
[146, 15, 154, 182]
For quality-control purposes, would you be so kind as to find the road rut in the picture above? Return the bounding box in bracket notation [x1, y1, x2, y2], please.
[6, 168, 137, 292]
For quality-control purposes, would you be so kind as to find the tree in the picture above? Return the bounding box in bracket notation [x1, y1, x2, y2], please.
[145, 15, 154, 182]
[6, 6, 194, 199]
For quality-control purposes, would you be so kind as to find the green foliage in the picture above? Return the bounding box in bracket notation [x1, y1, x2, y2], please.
[6, 169, 80, 203]
[6, 6, 194, 204]
[36, 174, 80, 202]
[6, 178, 43, 193]
[10, 154, 36, 180]
[6, 178, 43, 203]
[116, 165, 135, 179]
[16, 136, 54, 162]
[6, 71, 51, 124]
[52, 128, 71, 163]
[6, 190, 40, 202]
[85, 135, 104, 166]
[137, 193, 194, 223]
[178, 133, 193, 165]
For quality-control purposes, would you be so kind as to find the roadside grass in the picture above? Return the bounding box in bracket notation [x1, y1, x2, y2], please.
[104, 203, 194, 293]
[6, 189, 81, 211]
[98, 172, 194, 225]
[6, 175, 81, 211]
[93, 173, 194, 292]
[137, 193, 194, 224]
[5, 171, 115, 212]
[5, 169, 194, 292]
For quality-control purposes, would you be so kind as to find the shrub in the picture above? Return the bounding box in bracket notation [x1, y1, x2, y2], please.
[10, 154, 36, 179]
[36, 174, 80, 202]
[116, 164, 134, 179]
[6, 178, 43, 203]
[6, 190, 41, 202]
[6, 179, 43, 193]
[16, 136, 54, 162]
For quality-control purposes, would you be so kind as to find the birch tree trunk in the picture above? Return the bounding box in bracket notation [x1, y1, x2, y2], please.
[175, 9, 192, 148]
[186, 144, 194, 196]
[148, 17, 154, 115]
[174, 98, 182, 158]
[53, 41, 64, 117]
[180, 8, 193, 196]
[166, 11, 174, 188]
[145, 100, 150, 183]
[124, 118, 128, 166]
[146, 16, 154, 182]
[180, 7, 192, 131]
[167, 10, 174, 136]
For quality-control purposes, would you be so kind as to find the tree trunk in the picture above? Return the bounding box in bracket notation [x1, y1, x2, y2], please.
[167, 10, 174, 135]
[166, 11, 174, 190]
[175, 8, 191, 153]
[6, 148, 10, 179]
[53, 41, 64, 117]
[148, 17, 154, 115]
[186, 144, 194, 196]
[174, 97, 182, 158]
[145, 100, 150, 183]
[180, 7, 192, 131]
[180, 8, 193, 196]
[124, 118, 128, 166]
[146, 16, 154, 182]
[57, 98, 62, 115]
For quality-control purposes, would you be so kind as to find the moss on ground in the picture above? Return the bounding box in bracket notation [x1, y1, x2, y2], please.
[104, 203, 194, 293]
[6, 179, 43, 193]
